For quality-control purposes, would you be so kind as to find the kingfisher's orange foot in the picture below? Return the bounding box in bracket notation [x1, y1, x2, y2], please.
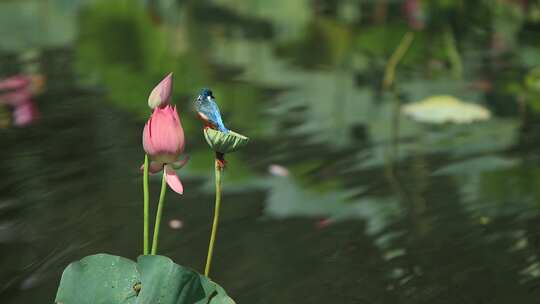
[204, 122, 217, 130]
[216, 158, 227, 170]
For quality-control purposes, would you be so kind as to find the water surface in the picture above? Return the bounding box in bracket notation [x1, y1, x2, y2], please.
[1, 1, 540, 303]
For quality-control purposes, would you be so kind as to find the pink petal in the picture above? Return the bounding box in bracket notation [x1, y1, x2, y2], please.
[316, 218, 333, 229]
[142, 118, 156, 156]
[165, 165, 183, 194]
[170, 155, 189, 170]
[268, 164, 289, 177]
[0, 75, 30, 91]
[13, 101, 39, 126]
[139, 161, 164, 174]
[0, 90, 32, 107]
[143, 105, 185, 159]
[149, 161, 164, 174]
[168, 219, 183, 229]
[148, 73, 173, 109]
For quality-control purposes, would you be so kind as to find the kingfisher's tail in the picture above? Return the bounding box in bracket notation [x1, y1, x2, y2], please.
[217, 121, 229, 133]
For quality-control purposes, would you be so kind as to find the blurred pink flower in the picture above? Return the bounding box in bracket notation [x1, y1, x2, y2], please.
[13, 101, 39, 127]
[316, 218, 333, 229]
[168, 219, 183, 230]
[403, 0, 425, 30]
[0, 90, 31, 107]
[268, 164, 289, 177]
[0, 75, 40, 127]
[142, 104, 188, 194]
[148, 73, 173, 109]
[0, 75, 31, 91]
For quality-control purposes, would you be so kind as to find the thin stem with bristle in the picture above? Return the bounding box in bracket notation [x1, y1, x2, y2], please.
[143, 154, 150, 255]
[205, 159, 222, 277]
[444, 26, 463, 79]
[151, 171, 168, 255]
[383, 31, 414, 90]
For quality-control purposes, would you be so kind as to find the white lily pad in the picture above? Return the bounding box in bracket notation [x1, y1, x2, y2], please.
[402, 95, 491, 124]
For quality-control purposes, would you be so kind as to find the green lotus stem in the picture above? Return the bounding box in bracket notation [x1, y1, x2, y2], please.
[151, 171, 168, 255]
[205, 160, 222, 277]
[143, 154, 150, 255]
[383, 31, 414, 89]
[444, 26, 463, 79]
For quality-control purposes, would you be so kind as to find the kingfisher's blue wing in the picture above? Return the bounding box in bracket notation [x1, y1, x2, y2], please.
[197, 98, 228, 133]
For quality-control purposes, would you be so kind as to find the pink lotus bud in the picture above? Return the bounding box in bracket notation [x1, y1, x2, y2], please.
[143, 104, 185, 163]
[148, 73, 173, 109]
[142, 104, 186, 194]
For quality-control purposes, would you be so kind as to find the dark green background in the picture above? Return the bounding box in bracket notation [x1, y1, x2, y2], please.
[1, 0, 540, 303]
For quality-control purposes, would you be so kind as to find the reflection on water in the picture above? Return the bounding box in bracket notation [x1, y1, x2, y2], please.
[2, 0, 540, 302]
